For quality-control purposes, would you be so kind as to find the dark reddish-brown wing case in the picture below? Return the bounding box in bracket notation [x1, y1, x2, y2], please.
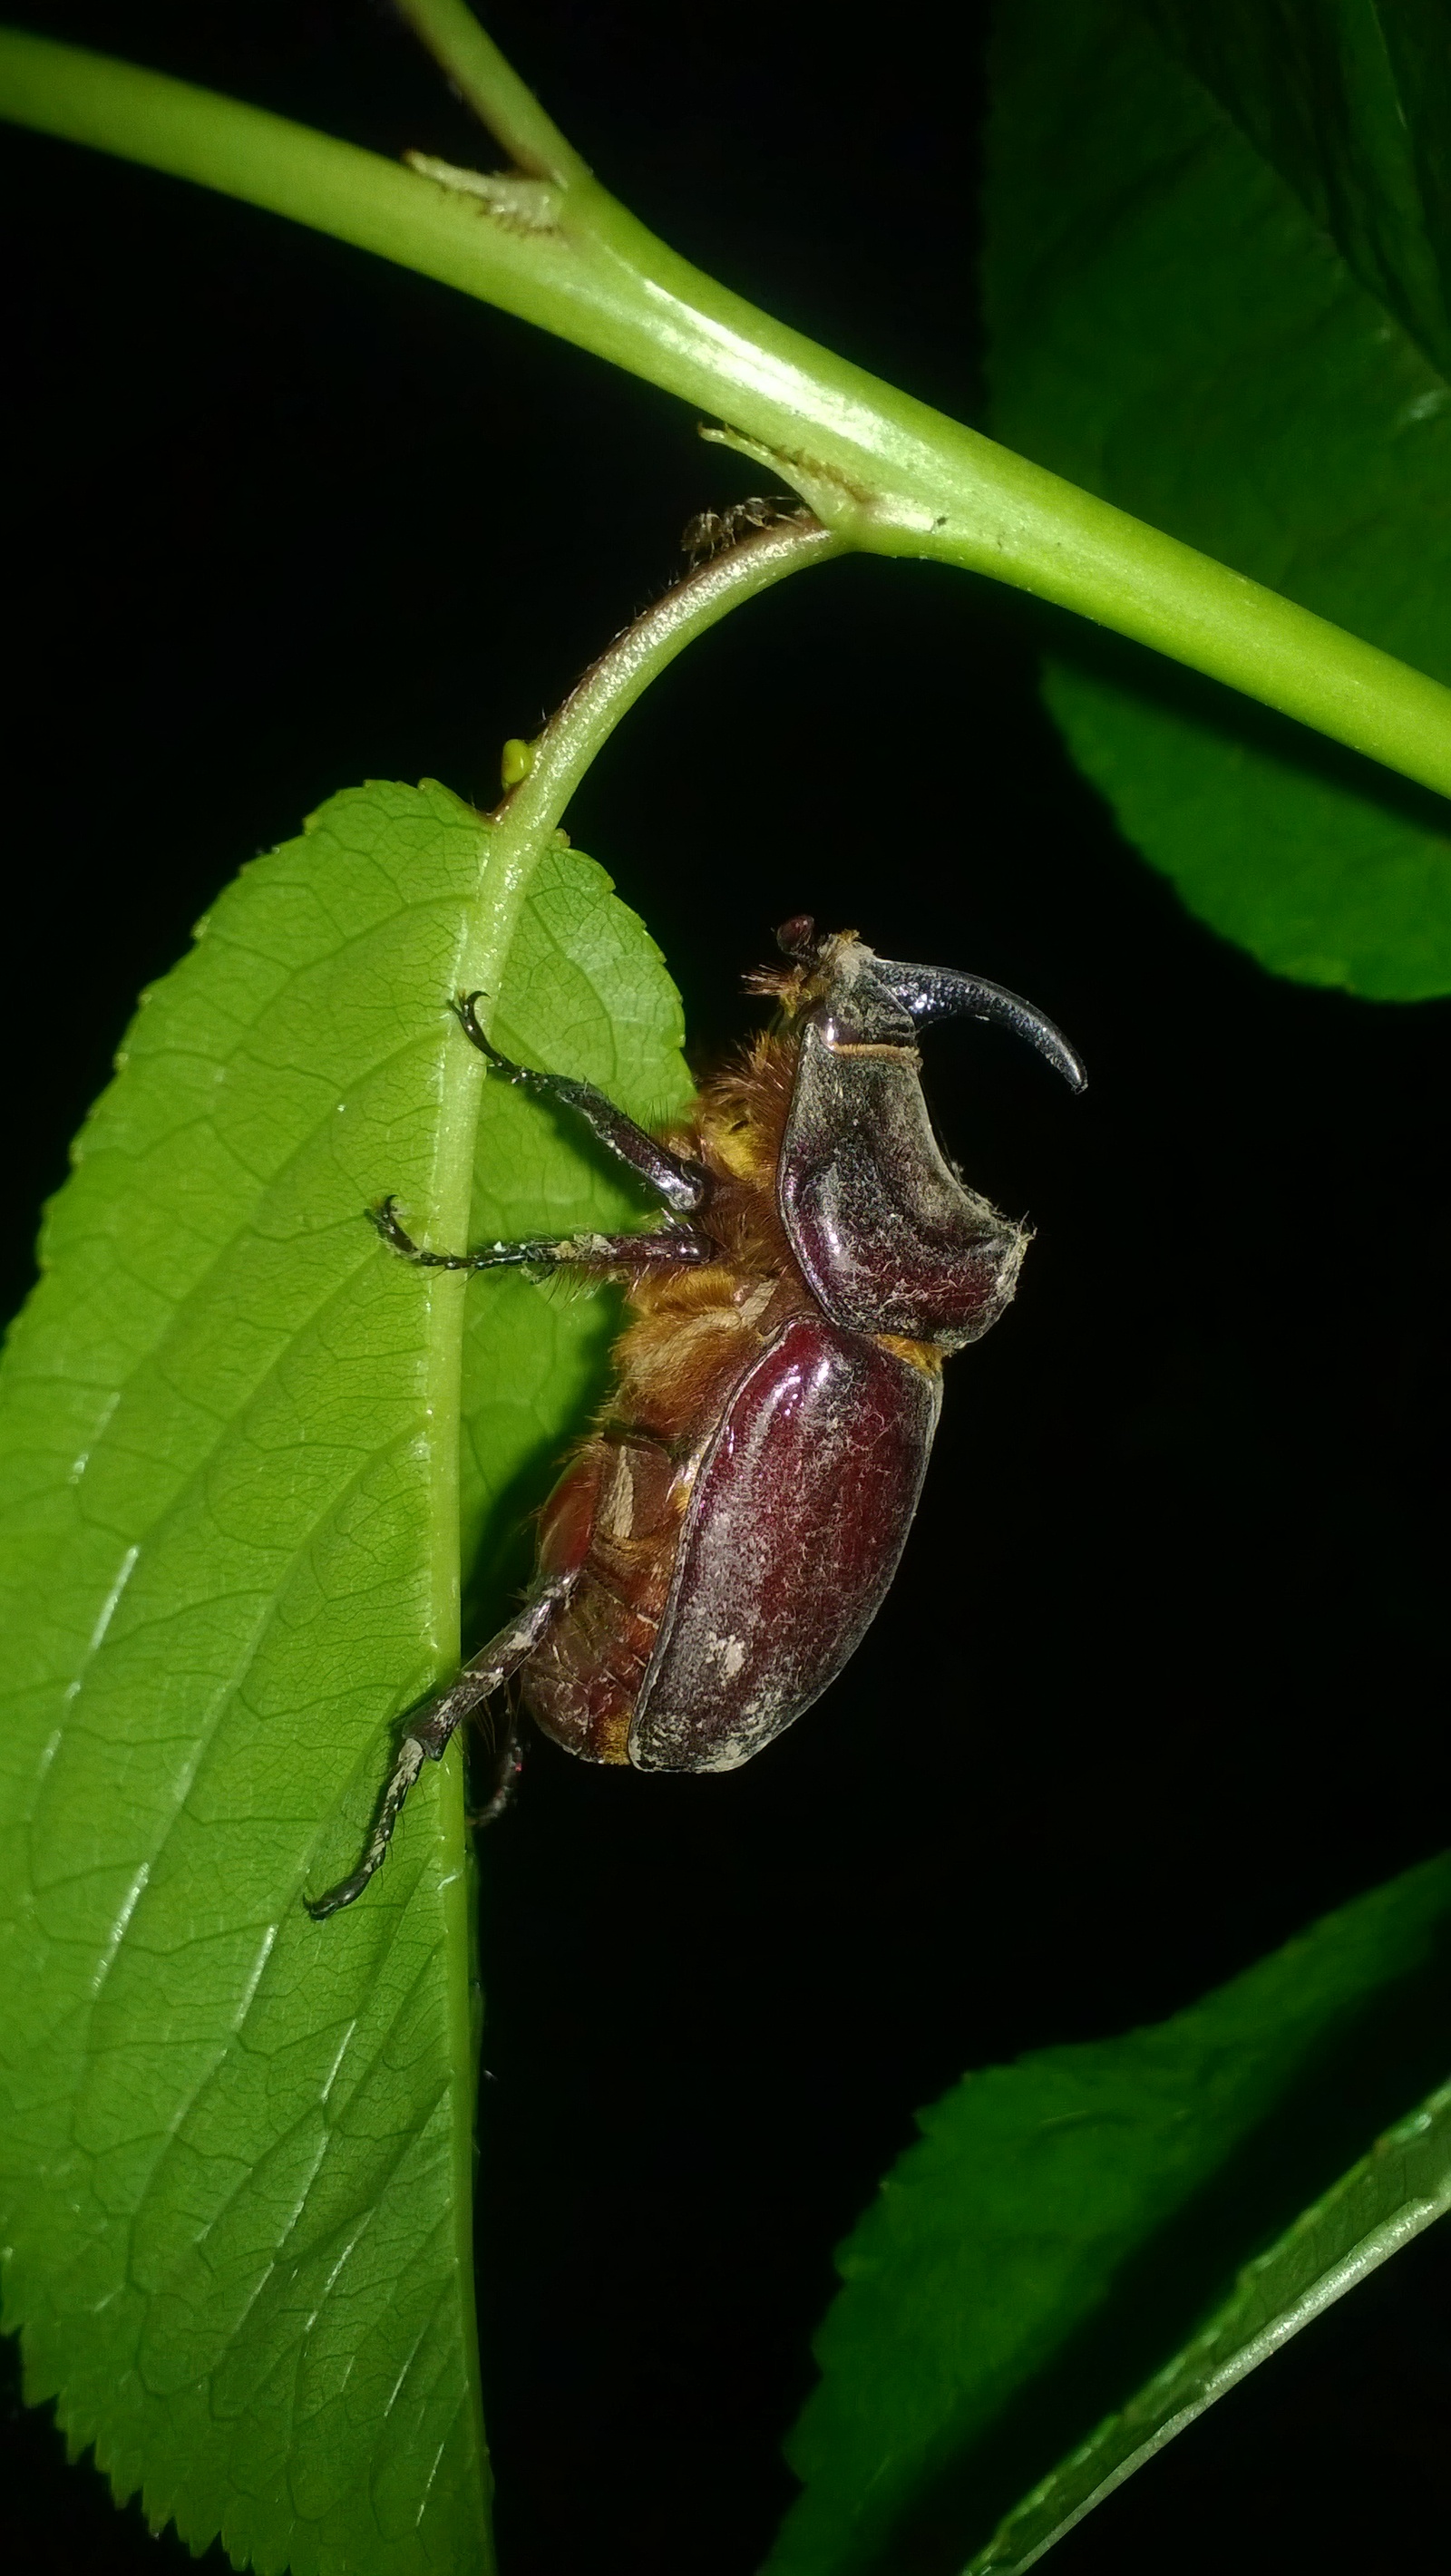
[628, 1316, 941, 1772]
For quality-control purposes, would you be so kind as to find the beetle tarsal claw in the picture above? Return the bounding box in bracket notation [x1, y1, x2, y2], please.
[304, 1732, 430, 1920]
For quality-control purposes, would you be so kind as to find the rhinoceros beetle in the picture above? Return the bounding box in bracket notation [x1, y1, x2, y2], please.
[307, 920, 1085, 1916]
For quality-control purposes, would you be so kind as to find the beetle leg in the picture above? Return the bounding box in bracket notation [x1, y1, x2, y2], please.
[304, 1573, 577, 1919]
[466, 1690, 524, 1830]
[452, 991, 707, 1213]
[369, 1196, 714, 1275]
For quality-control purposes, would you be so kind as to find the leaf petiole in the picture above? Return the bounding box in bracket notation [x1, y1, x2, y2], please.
[392, 0, 588, 185]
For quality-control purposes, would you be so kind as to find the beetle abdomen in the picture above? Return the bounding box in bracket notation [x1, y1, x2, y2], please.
[516, 1251, 795, 1767]
[629, 1316, 941, 1774]
[521, 1433, 686, 1764]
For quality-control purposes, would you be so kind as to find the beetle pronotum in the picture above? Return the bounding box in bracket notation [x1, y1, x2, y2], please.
[307, 918, 1084, 1916]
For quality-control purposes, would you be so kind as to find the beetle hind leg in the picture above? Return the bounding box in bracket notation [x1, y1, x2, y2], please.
[466, 1687, 524, 1830]
[304, 1573, 575, 1919]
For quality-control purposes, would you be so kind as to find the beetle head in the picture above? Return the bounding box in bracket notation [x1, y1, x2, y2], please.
[765, 921, 1084, 1347]
[770, 918, 1087, 1091]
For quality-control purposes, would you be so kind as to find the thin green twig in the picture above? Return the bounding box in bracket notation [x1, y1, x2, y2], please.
[391, 0, 588, 185]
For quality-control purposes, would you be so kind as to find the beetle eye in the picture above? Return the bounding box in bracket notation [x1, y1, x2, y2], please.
[775, 915, 817, 961]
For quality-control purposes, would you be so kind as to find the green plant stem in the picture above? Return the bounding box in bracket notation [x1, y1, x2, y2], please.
[391, 0, 587, 185]
[489, 510, 841, 861]
[409, 520, 842, 1201]
[5, 24, 1451, 800]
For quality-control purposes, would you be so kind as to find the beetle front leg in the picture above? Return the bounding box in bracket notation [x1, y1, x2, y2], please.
[453, 991, 706, 1213]
[368, 1196, 713, 1275]
[304, 1573, 577, 1919]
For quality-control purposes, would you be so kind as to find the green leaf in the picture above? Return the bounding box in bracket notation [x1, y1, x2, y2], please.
[964, 2074, 1451, 2574]
[1147, 0, 1451, 379]
[0, 780, 688, 2573]
[765, 1855, 1451, 2576]
[0, 496, 824, 2573]
[983, 0, 1451, 999]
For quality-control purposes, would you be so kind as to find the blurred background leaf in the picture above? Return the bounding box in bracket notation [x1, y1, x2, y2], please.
[767, 1857, 1451, 2575]
[1147, 0, 1451, 375]
[984, 0, 1451, 998]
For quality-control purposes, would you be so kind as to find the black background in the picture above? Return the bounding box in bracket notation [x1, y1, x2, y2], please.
[3, 4, 1449, 2571]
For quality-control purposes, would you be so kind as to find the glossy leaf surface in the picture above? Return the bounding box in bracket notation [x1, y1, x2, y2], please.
[984, 0, 1451, 998]
[767, 1856, 1451, 2576]
[0, 782, 688, 2574]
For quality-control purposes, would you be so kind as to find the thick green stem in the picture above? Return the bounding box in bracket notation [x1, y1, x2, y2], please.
[5, 24, 1451, 799]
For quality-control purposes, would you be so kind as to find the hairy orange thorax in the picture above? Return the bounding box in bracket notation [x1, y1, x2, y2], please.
[608, 1032, 813, 1444]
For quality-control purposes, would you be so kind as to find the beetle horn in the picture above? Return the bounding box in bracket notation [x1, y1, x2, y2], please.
[868, 958, 1087, 1092]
